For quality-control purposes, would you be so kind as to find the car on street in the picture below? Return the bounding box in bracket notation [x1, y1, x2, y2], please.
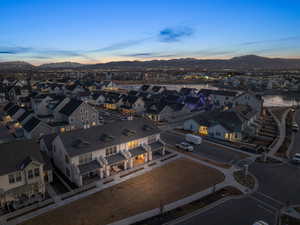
[291, 153, 300, 164]
[292, 122, 299, 132]
[253, 221, 269, 225]
[176, 142, 194, 152]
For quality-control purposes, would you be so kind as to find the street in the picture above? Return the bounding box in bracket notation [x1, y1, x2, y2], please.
[161, 132, 248, 165]
[171, 197, 276, 225]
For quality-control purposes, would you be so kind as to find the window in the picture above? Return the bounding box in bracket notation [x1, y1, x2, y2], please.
[127, 140, 138, 149]
[106, 146, 117, 156]
[79, 153, 92, 165]
[216, 132, 221, 136]
[34, 168, 40, 177]
[16, 172, 22, 182]
[9, 174, 15, 184]
[28, 170, 34, 179]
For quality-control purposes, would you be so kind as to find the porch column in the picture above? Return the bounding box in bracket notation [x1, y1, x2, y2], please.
[99, 168, 104, 179]
[162, 146, 166, 156]
[148, 151, 152, 161]
[79, 176, 83, 187]
[105, 166, 110, 177]
[129, 158, 134, 168]
[124, 160, 127, 170]
[144, 153, 148, 162]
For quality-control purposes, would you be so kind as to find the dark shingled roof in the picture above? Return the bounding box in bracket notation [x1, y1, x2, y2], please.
[18, 111, 32, 122]
[78, 160, 102, 175]
[199, 89, 238, 97]
[0, 140, 45, 175]
[106, 153, 126, 165]
[129, 146, 147, 157]
[3, 102, 14, 111]
[59, 99, 82, 116]
[23, 117, 41, 132]
[58, 118, 161, 157]
[7, 105, 20, 116]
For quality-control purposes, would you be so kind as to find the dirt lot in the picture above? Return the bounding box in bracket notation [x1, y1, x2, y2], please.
[22, 158, 225, 225]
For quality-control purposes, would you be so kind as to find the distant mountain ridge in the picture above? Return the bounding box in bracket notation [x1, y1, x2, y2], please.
[0, 55, 300, 71]
[38, 62, 85, 69]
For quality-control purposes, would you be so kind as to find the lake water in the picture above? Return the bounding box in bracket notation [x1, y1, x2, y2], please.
[120, 84, 299, 107]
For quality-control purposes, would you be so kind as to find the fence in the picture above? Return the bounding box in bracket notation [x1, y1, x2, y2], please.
[1, 198, 54, 222]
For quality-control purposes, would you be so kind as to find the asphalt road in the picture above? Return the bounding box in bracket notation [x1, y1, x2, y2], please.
[250, 162, 300, 205]
[173, 197, 276, 225]
[161, 132, 247, 164]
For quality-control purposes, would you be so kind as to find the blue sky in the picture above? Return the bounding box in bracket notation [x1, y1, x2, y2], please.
[0, 0, 300, 64]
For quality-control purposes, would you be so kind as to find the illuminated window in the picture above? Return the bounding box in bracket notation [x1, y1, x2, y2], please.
[199, 126, 208, 135]
[60, 127, 65, 133]
[127, 140, 139, 149]
[92, 122, 96, 126]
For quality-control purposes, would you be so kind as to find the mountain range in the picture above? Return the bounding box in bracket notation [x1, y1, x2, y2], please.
[0, 55, 300, 71]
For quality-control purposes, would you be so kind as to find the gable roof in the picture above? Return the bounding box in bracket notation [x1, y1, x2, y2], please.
[0, 140, 45, 175]
[7, 105, 20, 116]
[23, 117, 41, 132]
[3, 102, 15, 111]
[18, 110, 32, 122]
[59, 99, 83, 116]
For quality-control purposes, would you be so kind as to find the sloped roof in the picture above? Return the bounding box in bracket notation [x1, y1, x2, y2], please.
[59, 99, 82, 116]
[58, 118, 160, 157]
[23, 117, 41, 132]
[0, 140, 45, 175]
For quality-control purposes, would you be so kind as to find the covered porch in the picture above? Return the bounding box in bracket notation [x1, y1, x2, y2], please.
[105, 153, 128, 177]
[79, 160, 103, 186]
[149, 140, 165, 159]
[1, 182, 45, 210]
[129, 146, 150, 167]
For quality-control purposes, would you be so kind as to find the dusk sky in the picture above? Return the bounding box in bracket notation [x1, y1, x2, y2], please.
[1, 0, 300, 65]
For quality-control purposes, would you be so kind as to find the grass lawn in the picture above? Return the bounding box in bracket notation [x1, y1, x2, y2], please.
[21, 158, 225, 225]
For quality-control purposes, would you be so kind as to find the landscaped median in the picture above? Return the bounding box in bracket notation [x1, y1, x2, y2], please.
[21, 158, 225, 225]
[233, 170, 256, 190]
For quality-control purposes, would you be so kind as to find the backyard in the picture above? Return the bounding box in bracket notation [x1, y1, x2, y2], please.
[21, 158, 225, 225]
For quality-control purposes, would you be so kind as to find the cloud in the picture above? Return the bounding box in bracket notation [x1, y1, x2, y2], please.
[158, 26, 194, 42]
[241, 36, 300, 46]
[0, 46, 32, 54]
[0, 45, 94, 60]
[121, 52, 177, 58]
[91, 38, 149, 52]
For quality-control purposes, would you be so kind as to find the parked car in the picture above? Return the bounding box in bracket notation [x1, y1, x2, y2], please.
[185, 134, 202, 145]
[176, 142, 194, 152]
[292, 122, 299, 132]
[253, 221, 269, 225]
[291, 153, 300, 164]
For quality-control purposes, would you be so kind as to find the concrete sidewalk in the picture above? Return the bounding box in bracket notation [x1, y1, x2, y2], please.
[268, 108, 290, 156]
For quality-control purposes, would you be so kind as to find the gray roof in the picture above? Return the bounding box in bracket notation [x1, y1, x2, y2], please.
[149, 141, 164, 151]
[106, 153, 126, 165]
[129, 146, 147, 157]
[58, 118, 160, 157]
[78, 160, 101, 175]
[0, 140, 45, 175]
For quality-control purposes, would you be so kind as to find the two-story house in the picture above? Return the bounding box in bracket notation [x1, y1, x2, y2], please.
[49, 118, 165, 187]
[0, 140, 52, 210]
[58, 99, 99, 130]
